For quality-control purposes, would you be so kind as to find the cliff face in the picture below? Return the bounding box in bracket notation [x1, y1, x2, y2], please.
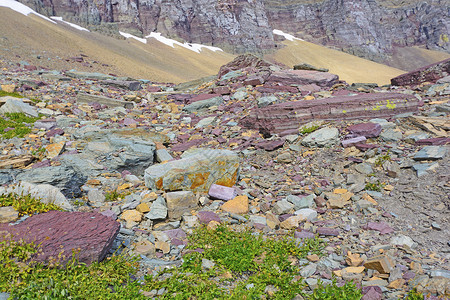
[264, 0, 449, 63]
[18, 0, 449, 60]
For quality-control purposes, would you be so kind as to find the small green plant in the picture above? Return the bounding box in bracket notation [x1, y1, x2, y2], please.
[405, 288, 424, 300]
[143, 225, 334, 299]
[0, 90, 24, 98]
[0, 112, 39, 139]
[375, 150, 391, 167]
[0, 193, 62, 216]
[300, 124, 320, 134]
[309, 278, 362, 300]
[0, 234, 145, 299]
[364, 180, 385, 192]
[105, 190, 121, 202]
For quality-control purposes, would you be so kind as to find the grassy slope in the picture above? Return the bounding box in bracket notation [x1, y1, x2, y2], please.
[0, 8, 234, 83]
[266, 39, 406, 85]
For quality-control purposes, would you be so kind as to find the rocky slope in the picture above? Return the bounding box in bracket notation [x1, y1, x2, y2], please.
[18, 0, 449, 64]
[0, 55, 449, 298]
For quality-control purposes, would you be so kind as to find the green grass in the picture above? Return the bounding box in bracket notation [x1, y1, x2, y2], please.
[0, 112, 39, 139]
[364, 180, 385, 192]
[300, 124, 320, 135]
[0, 193, 62, 217]
[0, 90, 24, 98]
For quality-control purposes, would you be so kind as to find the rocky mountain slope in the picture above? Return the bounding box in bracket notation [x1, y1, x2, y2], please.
[18, 0, 449, 67]
[0, 53, 449, 298]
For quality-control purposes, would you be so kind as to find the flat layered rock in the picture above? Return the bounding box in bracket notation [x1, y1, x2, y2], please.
[77, 93, 134, 109]
[266, 70, 339, 88]
[391, 58, 450, 86]
[241, 93, 419, 136]
[0, 211, 120, 265]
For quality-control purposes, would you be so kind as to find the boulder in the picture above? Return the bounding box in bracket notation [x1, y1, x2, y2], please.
[391, 58, 450, 86]
[165, 191, 198, 220]
[16, 166, 86, 198]
[182, 96, 223, 113]
[0, 211, 120, 265]
[100, 80, 142, 91]
[218, 54, 272, 78]
[347, 122, 382, 138]
[77, 93, 134, 109]
[302, 127, 339, 147]
[241, 92, 419, 136]
[144, 149, 239, 192]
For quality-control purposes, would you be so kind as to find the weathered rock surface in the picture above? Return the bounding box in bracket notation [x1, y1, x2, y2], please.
[266, 70, 339, 88]
[144, 149, 239, 192]
[0, 211, 120, 265]
[241, 93, 419, 136]
[0, 97, 38, 117]
[77, 93, 134, 109]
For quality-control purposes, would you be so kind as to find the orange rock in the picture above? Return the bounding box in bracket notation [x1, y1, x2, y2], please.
[387, 278, 405, 289]
[346, 251, 364, 267]
[362, 193, 378, 205]
[136, 203, 150, 213]
[364, 255, 395, 274]
[307, 254, 320, 262]
[45, 141, 65, 159]
[155, 241, 170, 254]
[221, 195, 249, 214]
[120, 210, 142, 222]
[265, 212, 280, 229]
[207, 220, 220, 230]
[344, 266, 365, 273]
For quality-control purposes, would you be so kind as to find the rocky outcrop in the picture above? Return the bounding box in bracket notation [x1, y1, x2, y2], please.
[241, 93, 420, 136]
[0, 211, 120, 265]
[391, 58, 450, 86]
[18, 0, 449, 60]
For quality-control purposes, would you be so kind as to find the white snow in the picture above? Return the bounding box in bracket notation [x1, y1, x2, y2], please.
[50, 16, 90, 32]
[119, 31, 147, 44]
[273, 29, 304, 42]
[146, 32, 223, 53]
[0, 0, 56, 23]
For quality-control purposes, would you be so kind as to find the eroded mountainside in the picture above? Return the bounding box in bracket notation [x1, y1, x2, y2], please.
[18, 0, 449, 64]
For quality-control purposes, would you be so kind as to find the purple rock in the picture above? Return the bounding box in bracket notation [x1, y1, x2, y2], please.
[123, 118, 137, 126]
[347, 122, 382, 138]
[367, 221, 394, 235]
[416, 137, 450, 146]
[164, 229, 187, 239]
[255, 138, 286, 151]
[0, 211, 120, 265]
[100, 209, 117, 220]
[342, 136, 367, 147]
[279, 214, 294, 222]
[403, 271, 416, 280]
[208, 184, 237, 201]
[317, 227, 339, 236]
[361, 286, 383, 300]
[31, 160, 51, 168]
[46, 128, 64, 138]
[294, 230, 315, 239]
[171, 238, 186, 246]
[197, 211, 221, 224]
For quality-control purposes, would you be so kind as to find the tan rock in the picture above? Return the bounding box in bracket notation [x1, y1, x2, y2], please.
[155, 241, 170, 254]
[1, 84, 16, 93]
[117, 183, 133, 191]
[344, 266, 365, 273]
[346, 251, 364, 267]
[0, 206, 19, 223]
[120, 210, 142, 222]
[207, 220, 220, 230]
[134, 240, 155, 256]
[266, 212, 280, 229]
[362, 193, 378, 205]
[307, 254, 320, 262]
[280, 215, 305, 230]
[364, 255, 395, 274]
[221, 195, 249, 214]
[387, 278, 405, 289]
[45, 141, 65, 159]
[165, 191, 198, 220]
[136, 203, 150, 213]
[143, 192, 158, 201]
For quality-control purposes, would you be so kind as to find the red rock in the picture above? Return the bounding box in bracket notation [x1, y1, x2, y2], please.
[0, 211, 120, 265]
[297, 84, 321, 92]
[254, 138, 285, 151]
[342, 136, 367, 147]
[391, 58, 450, 86]
[244, 76, 265, 86]
[241, 93, 418, 136]
[256, 84, 299, 93]
[355, 143, 379, 151]
[416, 137, 450, 146]
[24, 65, 37, 71]
[147, 86, 162, 92]
[317, 227, 339, 236]
[197, 211, 221, 224]
[367, 221, 394, 235]
[266, 70, 339, 88]
[171, 139, 208, 152]
[362, 286, 383, 300]
[347, 122, 382, 138]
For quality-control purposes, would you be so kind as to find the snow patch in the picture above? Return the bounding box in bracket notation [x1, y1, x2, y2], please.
[146, 32, 223, 53]
[119, 31, 147, 44]
[0, 0, 56, 23]
[273, 29, 304, 42]
[50, 17, 90, 32]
